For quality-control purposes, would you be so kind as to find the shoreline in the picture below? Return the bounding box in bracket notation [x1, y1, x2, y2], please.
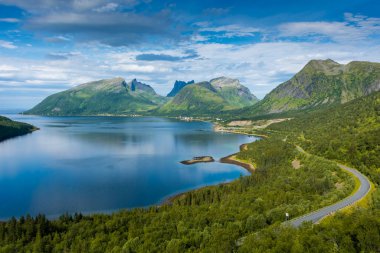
[163, 143, 256, 205]
[7, 114, 259, 216]
[213, 123, 269, 138]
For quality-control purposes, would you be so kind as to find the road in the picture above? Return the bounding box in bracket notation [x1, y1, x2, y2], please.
[289, 146, 371, 227]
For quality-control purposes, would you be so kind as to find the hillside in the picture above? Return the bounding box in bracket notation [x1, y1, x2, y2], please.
[24, 78, 168, 116]
[158, 77, 258, 116]
[210, 77, 258, 107]
[268, 90, 380, 184]
[0, 116, 36, 142]
[158, 82, 227, 115]
[241, 59, 380, 116]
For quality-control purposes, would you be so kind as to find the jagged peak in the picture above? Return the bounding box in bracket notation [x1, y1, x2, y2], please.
[167, 80, 195, 97]
[127, 78, 156, 94]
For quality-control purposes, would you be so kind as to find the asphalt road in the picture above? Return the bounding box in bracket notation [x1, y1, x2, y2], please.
[289, 147, 371, 227]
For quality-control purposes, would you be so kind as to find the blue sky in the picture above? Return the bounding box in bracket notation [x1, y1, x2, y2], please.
[0, 0, 380, 109]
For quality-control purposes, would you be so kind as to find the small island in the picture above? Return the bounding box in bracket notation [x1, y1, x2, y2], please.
[0, 116, 38, 142]
[180, 156, 215, 165]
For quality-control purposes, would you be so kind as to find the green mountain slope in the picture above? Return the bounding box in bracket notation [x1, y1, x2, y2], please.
[268, 90, 380, 184]
[210, 77, 259, 107]
[24, 78, 168, 116]
[158, 77, 258, 116]
[0, 116, 36, 142]
[242, 59, 380, 116]
[157, 82, 228, 115]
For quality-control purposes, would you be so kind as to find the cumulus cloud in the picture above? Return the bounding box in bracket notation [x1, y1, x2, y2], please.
[279, 13, 380, 43]
[0, 40, 17, 49]
[94, 3, 119, 13]
[198, 23, 261, 38]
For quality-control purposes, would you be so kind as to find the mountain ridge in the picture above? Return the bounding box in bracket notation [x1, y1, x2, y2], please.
[240, 59, 380, 117]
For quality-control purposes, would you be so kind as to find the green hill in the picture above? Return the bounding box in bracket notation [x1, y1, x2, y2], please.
[158, 82, 227, 115]
[268, 90, 380, 184]
[241, 59, 380, 117]
[158, 77, 258, 116]
[0, 116, 36, 142]
[24, 78, 168, 116]
[210, 77, 259, 107]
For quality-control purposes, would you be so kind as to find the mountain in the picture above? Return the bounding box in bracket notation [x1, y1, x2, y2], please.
[242, 59, 380, 116]
[210, 77, 259, 107]
[0, 116, 36, 142]
[127, 79, 168, 105]
[167, 80, 195, 97]
[158, 78, 258, 116]
[25, 78, 168, 116]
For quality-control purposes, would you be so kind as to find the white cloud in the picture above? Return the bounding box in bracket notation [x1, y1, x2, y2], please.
[1, 12, 380, 109]
[279, 13, 380, 43]
[94, 2, 119, 12]
[0, 64, 19, 71]
[198, 24, 260, 38]
[0, 40, 17, 49]
[111, 64, 170, 73]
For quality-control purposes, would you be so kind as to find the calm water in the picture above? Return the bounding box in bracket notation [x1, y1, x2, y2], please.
[0, 115, 256, 219]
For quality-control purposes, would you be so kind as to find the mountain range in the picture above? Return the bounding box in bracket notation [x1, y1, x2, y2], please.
[241, 59, 380, 117]
[25, 77, 258, 116]
[24, 59, 380, 117]
[24, 78, 168, 116]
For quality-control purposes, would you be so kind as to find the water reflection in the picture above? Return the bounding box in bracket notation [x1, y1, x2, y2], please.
[0, 115, 256, 219]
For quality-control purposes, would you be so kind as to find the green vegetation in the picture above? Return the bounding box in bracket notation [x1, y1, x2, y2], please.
[25, 76, 257, 117]
[209, 77, 258, 108]
[0, 138, 354, 252]
[268, 91, 380, 184]
[157, 78, 258, 116]
[157, 82, 228, 115]
[0, 116, 36, 142]
[24, 78, 168, 116]
[240, 60, 380, 117]
[239, 208, 380, 253]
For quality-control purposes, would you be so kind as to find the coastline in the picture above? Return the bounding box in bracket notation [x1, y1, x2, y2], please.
[9, 114, 259, 213]
[162, 148, 256, 206]
[161, 121, 260, 205]
[213, 123, 269, 138]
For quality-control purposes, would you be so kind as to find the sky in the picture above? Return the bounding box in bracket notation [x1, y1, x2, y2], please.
[0, 0, 380, 110]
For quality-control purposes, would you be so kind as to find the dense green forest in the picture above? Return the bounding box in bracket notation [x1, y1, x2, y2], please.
[268, 91, 380, 184]
[0, 138, 353, 252]
[240, 208, 380, 253]
[0, 116, 36, 142]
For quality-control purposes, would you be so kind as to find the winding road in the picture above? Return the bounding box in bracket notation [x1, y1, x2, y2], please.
[289, 146, 372, 227]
